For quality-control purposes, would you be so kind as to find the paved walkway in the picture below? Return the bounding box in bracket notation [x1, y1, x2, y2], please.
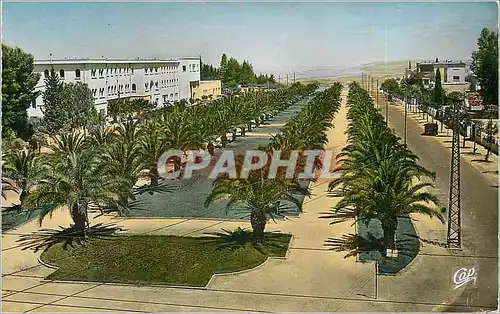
[2, 90, 492, 312]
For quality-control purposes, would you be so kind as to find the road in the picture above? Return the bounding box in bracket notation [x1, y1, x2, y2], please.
[380, 95, 498, 310]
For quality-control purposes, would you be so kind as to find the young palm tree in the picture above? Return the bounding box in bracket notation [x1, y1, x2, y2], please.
[205, 154, 310, 243]
[2, 149, 41, 206]
[26, 144, 119, 232]
[139, 121, 169, 186]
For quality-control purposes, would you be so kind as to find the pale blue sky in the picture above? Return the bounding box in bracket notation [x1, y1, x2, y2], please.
[2, 2, 498, 75]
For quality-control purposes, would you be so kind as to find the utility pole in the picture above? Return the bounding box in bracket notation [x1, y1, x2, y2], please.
[293, 72, 296, 84]
[376, 79, 379, 109]
[286, 74, 289, 87]
[447, 93, 462, 249]
[404, 90, 408, 145]
[278, 75, 281, 85]
[361, 73, 364, 88]
[385, 93, 389, 124]
[371, 77, 374, 97]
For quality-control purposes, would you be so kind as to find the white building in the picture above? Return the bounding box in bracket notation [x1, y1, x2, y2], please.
[29, 57, 201, 118]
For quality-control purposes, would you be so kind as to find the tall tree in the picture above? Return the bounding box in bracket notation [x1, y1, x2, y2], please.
[471, 28, 498, 107]
[433, 69, 444, 106]
[220, 53, 228, 83]
[2, 44, 40, 139]
[61, 82, 101, 129]
[42, 68, 67, 133]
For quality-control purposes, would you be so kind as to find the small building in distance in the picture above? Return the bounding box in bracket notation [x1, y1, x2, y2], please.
[191, 80, 222, 100]
[414, 58, 468, 92]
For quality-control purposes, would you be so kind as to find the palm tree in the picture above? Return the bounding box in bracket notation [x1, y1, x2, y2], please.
[205, 154, 309, 243]
[138, 122, 169, 186]
[26, 144, 119, 232]
[2, 149, 40, 206]
[2, 177, 19, 201]
[325, 82, 444, 255]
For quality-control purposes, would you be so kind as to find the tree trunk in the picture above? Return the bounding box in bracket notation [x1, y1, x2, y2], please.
[70, 203, 87, 233]
[149, 166, 159, 186]
[463, 127, 467, 148]
[232, 129, 237, 141]
[247, 123, 252, 132]
[221, 134, 227, 148]
[19, 190, 28, 207]
[250, 210, 267, 244]
[207, 142, 215, 156]
[381, 218, 398, 255]
[241, 127, 246, 137]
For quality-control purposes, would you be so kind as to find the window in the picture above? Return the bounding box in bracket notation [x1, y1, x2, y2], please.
[91, 69, 97, 77]
[59, 69, 65, 78]
[182, 65, 186, 72]
[131, 69, 134, 74]
[145, 83, 149, 91]
[155, 68, 158, 73]
[145, 68, 148, 74]
[453, 76, 460, 82]
[132, 83, 137, 92]
[44, 69, 49, 77]
[75, 69, 81, 79]
[99, 69, 104, 77]
[150, 81, 154, 89]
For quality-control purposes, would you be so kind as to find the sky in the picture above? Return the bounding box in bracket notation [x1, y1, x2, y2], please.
[2, 2, 498, 77]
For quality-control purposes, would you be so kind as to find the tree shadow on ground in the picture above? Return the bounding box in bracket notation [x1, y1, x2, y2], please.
[471, 159, 494, 163]
[323, 214, 421, 275]
[16, 223, 126, 252]
[324, 233, 418, 275]
[481, 170, 498, 174]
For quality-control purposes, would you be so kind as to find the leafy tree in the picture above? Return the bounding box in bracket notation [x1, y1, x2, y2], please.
[42, 68, 67, 133]
[2, 44, 40, 139]
[60, 82, 101, 129]
[471, 28, 498, 107]
[380, 78, 400, 102]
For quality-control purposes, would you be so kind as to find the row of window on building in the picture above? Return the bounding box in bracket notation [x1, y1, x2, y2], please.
[43, 69, 79, 79]
[144, 79, 179, 92]
[41, 64, 198, 81]
[91, 83, 137, 99]
[91, 68, 134, 78]
[144, 65, 181, 75]
[202, 87, 221, 94]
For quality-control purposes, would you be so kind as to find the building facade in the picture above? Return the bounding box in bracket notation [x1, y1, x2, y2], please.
[191, 80, 222, 100]
[415, 60, 467, 88]
[29, 57, 201, 118]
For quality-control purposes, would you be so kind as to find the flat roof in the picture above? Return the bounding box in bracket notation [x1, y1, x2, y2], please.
[417, 60, 466, 67]
[34, 57, 199, 65]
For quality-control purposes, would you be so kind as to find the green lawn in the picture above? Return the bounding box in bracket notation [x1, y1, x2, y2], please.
[40, 233, 291, 286]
